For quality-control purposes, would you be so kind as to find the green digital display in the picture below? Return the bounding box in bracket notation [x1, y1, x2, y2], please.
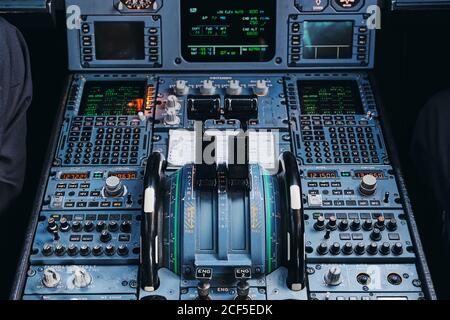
[298, 80, 364, 115]
[181, 0, 276, 62]
[79, 81, 146, 116]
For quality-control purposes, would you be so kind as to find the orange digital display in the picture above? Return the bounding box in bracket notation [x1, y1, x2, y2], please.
[108, 171, 138, 180]
[60, 172, 90, 180]
[307, 171, 338, 179]
[354, 171, 385, 179]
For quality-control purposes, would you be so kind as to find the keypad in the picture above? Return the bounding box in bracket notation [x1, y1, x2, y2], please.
[60, 117, 145, 166]
[300, 115, 382, 164]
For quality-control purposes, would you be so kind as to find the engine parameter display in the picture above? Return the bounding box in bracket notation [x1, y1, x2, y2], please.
[59, 172, 90, 180]
[307, 171, 338, 179]
[181, 0, 276, 62]
[303, 21, 353, 59]
[79, 81, 146, 116]
[108, 171, 138, 180]
[298, 80, 364, 115]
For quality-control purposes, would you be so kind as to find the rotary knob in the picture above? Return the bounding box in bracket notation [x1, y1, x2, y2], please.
[164, 106, 180, 125]
[108, 221, 119, 232]
[80, 245, 90, 256]
[362, 219, 373, 231]
[359, 175, 377, 196]
[92, 245, 103, 256]
[317, 242, 328, 255]
[324, 266, 342, 286]
[104, 176, 125, 197]
[329, 242, 341, 255]
[96, 221, 106, 232]
[120, 220, 132, 233]
[47, 217, 58, 232]
[367, 242, 378, 255]
[351, 219, 361, 231]
[72, 267, 92, 288]
[342, 242, 353, 255]
[71, 220, 83, 232]
[380, 242, 391, 255]
[254, 80, 269, 96]
[326, 216, 337, 231]
[55, 244, 66, 256]
[338, 219, 349, 231]
[200, 80, 215, 95]
[370, 228, 382, 241]
[67, 244, 78, 256]
[105, 244, 116, 256]
[84, 220, 95, 232]
[59, 217, 70, 232]
[375, 216, 385, 230]
[42, 268, 61, 288]
[227, 80, 242, 95]
[118, 244, 129, 256]
[314, 216, 325, 231]
[175, 80, 189, 96]
[42, 244, 53, 256]
[100, 230, 112, 243]
[355, 242, 365, 255]
[392, 242, 403, 255]
[387, 218, 398, 231]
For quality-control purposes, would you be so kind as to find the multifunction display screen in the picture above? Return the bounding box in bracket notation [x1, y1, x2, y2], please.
[181, 0, 276, 62]
[79, 81, 146, 116]
[298, 80, 364, 115]
[94, 22, 145, 60]
[303, 21, 353, 59]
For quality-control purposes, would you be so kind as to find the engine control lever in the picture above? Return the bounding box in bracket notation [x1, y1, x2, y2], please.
[278, 152, 306, 291]
[141, 152, 166, 292]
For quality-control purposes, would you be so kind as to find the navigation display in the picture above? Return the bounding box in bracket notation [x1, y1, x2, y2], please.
[180, 0, 276, 62]
[298, 80, 364, 115]
[303, 21, 353, 59]
[94, 22, 145, 60]
[79, 81, 146, 116]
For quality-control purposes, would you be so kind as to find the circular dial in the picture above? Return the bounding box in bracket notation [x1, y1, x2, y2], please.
[335, 0, 361, 8]
[120, 0, 155, 10]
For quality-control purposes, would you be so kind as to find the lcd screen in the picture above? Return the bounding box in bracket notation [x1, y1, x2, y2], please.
[181, 0, 276, 62]
[298, 80, 364, 115]
[94, 22, 145, 60]
[303, 21, 353, 59]
[79, 81, 146, 116]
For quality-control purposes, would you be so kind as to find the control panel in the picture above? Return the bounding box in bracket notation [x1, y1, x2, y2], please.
[11, 0, 434, 302]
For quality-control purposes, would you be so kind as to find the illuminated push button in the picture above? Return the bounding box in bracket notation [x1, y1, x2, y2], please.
[254, 80, 269, 96]
[175, 80, 189, 96]
[104, 176, 125, 197]
[200, 80, 215, 95]
[359, 175, 377, 196]
[226, 80, 242, 95]
[42, 268, 61, 288]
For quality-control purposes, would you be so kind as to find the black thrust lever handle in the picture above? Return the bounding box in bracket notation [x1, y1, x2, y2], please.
[141, 152, 166, 292]
[279, 152, 306, 291]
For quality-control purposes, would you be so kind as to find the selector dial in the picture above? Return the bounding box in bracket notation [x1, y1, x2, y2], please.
[324, 266, 342, 286]
[42, 268, 61, 288]
[72, 267, 92, 288]
[359, 174, 377, 196]
[104, 176, 125, 197]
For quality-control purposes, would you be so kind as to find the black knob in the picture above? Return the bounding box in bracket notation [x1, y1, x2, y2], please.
[96, 221, 106, 232]
[370, 228, 382, 241]
[386, 218, 397, 231]
[118, 244, 129, 256]
[80, 245, 90, 256]
[59, 217, 70, 232]
[342, 242, 353, 255]
[317, 242, 328, 255]
[42, 244, 53, 256]
[84, 220, 95, 232]
[326, 216, 337, 230]
[355, 242, 365, 255]
[314, 216, 325, 231]
[236, 280, 250, 300]
[105, 244, 115, 256]
[47, 217, 58, 232]
[383, 192, 390, 203]
[120, 220, 132, 233]
[351, 219, 361, 231]
[108, 221, 119, 232]
[367, 242, 378, 255]
[92, 245, 103, 256]
[375, 216, 385, 230]
[67, 244, 78, 256]
[72, 221, 83, 232]
[338, 219, 349, 231]
[362, 219, 373, 231]
[100, 230, 112, 243]
[380, 242, 390, 255]
[329, 242, 340, 255]
[392, 242, 403, 255]
[55, 244, 66, 256]
[197, 281, 211, 300]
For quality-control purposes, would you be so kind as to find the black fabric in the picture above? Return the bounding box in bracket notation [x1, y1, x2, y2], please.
[411, 89, 450, 216]
[0, 18, 32, 215]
